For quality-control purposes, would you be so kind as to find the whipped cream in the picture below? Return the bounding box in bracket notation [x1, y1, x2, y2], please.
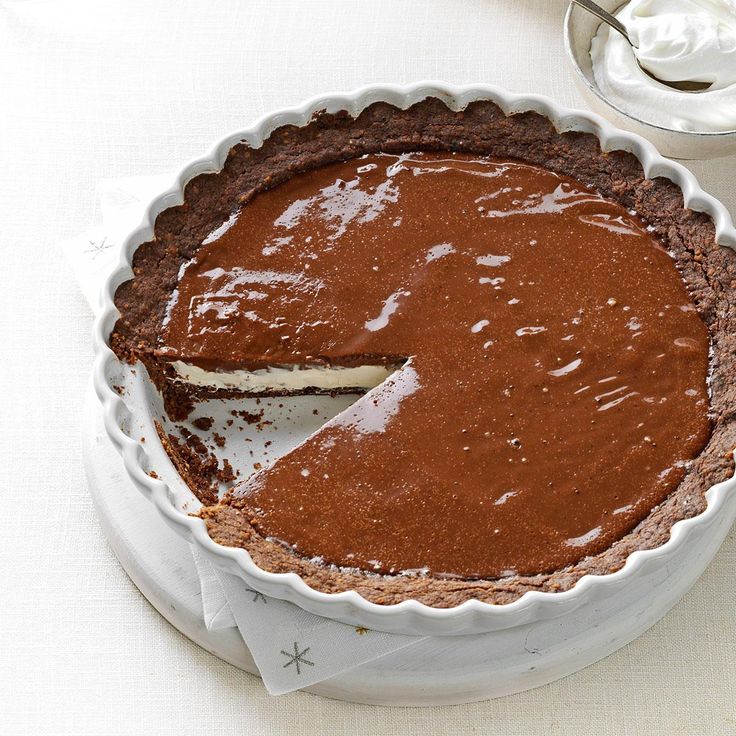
[591, 0, 736, 132]
[171, 361, 394, 392]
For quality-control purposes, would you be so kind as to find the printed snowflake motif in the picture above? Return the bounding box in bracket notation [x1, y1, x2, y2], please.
[280, 642, 315, 675]
[244, 587, 267, 604]
[84, 237, 113, 259]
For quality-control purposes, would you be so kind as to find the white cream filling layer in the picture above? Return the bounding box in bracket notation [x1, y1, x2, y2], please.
[171, 360, 395, 392]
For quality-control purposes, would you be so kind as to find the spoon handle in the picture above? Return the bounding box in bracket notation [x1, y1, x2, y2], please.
[572, 0, 635, 47]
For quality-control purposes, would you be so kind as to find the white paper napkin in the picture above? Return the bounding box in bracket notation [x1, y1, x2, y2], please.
[65, 174, 427, 695]
[59, 174, 174, 311]
[191, 547, 424, 695]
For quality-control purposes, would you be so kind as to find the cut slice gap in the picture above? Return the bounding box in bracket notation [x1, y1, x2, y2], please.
[161, 359, 409, 501]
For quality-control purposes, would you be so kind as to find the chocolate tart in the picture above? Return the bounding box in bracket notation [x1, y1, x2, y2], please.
[111, 97, 736, 607]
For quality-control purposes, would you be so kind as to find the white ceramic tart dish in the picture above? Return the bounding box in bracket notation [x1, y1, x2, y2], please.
[93, 82, 736, 637]
[564, 0, 736, 160]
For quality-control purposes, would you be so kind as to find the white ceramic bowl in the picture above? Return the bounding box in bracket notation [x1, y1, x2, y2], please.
[563, 0, 736, 159]
[93, 81, 736, 636]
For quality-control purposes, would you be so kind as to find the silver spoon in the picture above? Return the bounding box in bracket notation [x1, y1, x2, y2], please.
[572, 0, 712, 91]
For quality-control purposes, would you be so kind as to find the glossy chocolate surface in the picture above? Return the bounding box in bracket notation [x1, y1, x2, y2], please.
[163, 153, 711, 578]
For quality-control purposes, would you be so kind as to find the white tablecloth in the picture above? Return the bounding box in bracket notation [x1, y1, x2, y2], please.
[1, 0, 734, 733]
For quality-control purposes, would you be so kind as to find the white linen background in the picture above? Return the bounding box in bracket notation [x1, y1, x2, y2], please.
[0, 0, 734, 733]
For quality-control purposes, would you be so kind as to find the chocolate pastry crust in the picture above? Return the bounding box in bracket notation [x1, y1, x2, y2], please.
[112, 97, 736, 606]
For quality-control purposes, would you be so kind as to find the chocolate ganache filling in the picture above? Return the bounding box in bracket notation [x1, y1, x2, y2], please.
[159, 152, 711, 580]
